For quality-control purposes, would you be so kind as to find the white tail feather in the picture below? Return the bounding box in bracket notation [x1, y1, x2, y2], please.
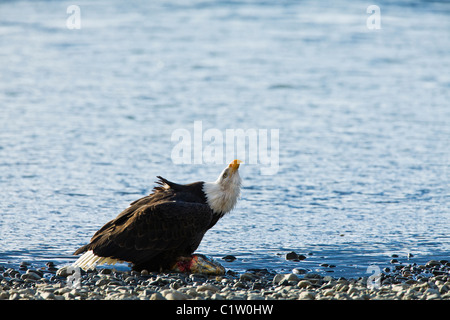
[73, 250, 121, 270]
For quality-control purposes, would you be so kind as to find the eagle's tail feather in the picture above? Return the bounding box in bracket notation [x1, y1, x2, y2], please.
[73, 250, 120, 270]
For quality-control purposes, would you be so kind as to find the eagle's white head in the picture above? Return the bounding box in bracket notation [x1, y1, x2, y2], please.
[203, 159, 242, 215]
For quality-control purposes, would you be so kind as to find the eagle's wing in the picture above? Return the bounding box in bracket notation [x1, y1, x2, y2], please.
[73, 200, 214, 269]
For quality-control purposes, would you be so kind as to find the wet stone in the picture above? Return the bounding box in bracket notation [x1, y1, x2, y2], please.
[272, 274, 284, 285]
[286, 252, 306, 261]
[286, 252, 299, 261]
[239, 272, 258, 281]
[292, 267, 308, 275]
[99, 268, 112, 275]
[222, 255, 236, 262]
[390, 259, 399, 264]
[196, 283, 220, 293]
[251, 282, 265, 290]
[304, 273, 323, 280]
[297, 280, 313, 289]
[1, 256, 450, 301]
[426, 260, 441, 267]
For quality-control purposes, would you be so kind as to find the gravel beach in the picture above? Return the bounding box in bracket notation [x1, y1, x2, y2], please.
[1, 259, 449, 300]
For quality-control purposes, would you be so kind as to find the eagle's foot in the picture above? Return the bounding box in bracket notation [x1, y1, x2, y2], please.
[170, 254, 225, 275]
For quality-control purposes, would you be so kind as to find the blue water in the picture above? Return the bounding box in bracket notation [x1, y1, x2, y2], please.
[1, 0, 449, 278]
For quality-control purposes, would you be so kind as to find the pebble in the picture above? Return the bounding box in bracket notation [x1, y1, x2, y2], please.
[298, 290, 315, 300]
[56, 266, 75, 277]
[272, 274, 284, 285]
[292, 267, 308, 274]
[285, 252, 306, 261]
[285, 252, 299, 261]
[240, 272, 257, 281]
[426, 260, 441, 267]
[149, 292, 165, 300]
[0, 258, 449, 300]
[390, 259, 399, 264]
[284, 273, 299, 283]
[162, 289, 190, 300]
[222, 255, 237, 262]
[297, 280, 313, 289]
[196, 283, 220, 293]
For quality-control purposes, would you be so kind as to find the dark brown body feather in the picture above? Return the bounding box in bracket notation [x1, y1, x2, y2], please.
[73, 177, 221, 271]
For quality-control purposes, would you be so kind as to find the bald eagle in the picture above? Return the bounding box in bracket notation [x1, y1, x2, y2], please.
[73, 160, 242, 274]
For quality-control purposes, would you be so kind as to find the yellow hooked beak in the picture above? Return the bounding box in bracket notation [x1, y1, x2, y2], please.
[228, 159, 243, 172]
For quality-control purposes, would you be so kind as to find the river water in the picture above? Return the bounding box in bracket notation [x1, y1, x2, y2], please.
[0, 0, 449, 278]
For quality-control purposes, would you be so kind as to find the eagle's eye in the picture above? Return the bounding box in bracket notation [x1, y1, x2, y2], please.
[222, 170, 228, 179]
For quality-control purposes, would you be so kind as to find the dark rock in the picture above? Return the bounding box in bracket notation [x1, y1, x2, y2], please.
[107, 280, 124, 286]
[246, 268, 271, 275]
[251, 282, 264, 290]
[304, 273, 322, 279]
[426, 260, 441, 267]
[233, 281, 247, 289]
[401, 270, 412, 277]
[432, 270, 446, 276]
[390, 259, 398, 264]
[151, 277, 170, 286]
[130, 270, 140, 277]
[226, 270, 239, 277]
[292, 267, 308, 275]
[286, 252, 299, 261]
[222, 255, 236, 262]
[240, 272, 258, 281]
[28, 269, 43, 277]
[7, 269, 20, 278]
[189, 274, 207, 284]
[285, 252, 306, 261]
[99, 268, 112, 275]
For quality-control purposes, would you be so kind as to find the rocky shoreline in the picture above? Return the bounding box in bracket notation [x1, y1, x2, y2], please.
[0, 258, 449, 300]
